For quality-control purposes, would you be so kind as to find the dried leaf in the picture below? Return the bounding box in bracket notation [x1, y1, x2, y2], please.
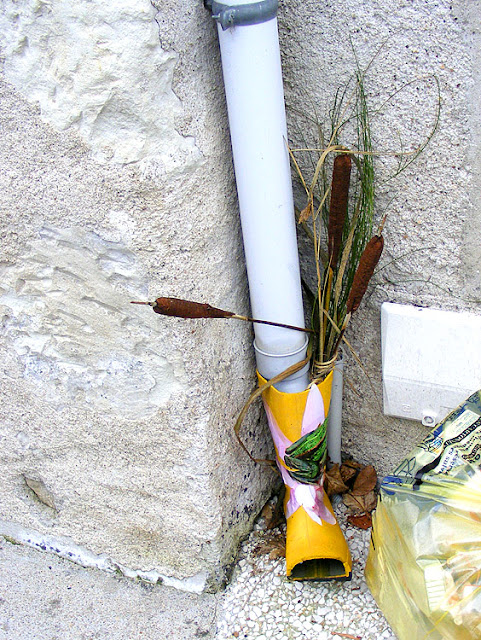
[342, 493, 366, 514]
[260, 499, 285, 530]
[362, 490, 378, 513]
[24, 475, 57, 511]
[342, 459, 363, 470]
[324, 464, 349, 497]
[340, 463, 358, 486]
[260, 501, 275, 520]
[351, 465, 377, 496]
[342, 491, 377, 514]
[269, 544, 286, 560]
[343, 489, 377, 514]
[347, 512, 372, 530]
[254, 534, 286, 559]
[298, 200, 313, 223]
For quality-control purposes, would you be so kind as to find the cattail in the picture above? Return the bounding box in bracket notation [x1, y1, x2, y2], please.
[328, 154, 351, 269]
[131, 297, 314, 333]
[135, 297, 234, 319]
[346, 234, 384, 314]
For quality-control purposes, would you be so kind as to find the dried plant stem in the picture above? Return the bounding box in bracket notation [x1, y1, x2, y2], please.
[321, 267, 334, 360]
[290, 146, 429, 159]
[325, 200, 362, 358]
[309, 145, 345, 199]
[334, 199, 361, 309]
[234, 345, 313, 466]
[310, 197, 323, 299]
[287, 140, 309, 196]
[331, 312, 351, 358]
[231, 314, 315, 334]
[131, 298, 315, 334]
[289, 63, 379, 368]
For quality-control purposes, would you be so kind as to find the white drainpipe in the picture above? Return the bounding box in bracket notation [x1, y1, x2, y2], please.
[206, 0, 309, 393]
[327, 350, 344, 465]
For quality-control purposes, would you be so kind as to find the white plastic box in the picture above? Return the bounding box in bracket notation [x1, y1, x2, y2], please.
[381, 302, 481, 426]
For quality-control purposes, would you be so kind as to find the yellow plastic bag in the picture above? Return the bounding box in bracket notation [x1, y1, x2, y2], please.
[365, 391, 481, 640]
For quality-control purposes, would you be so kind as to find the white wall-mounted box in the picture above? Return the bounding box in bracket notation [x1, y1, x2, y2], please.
[381, 303, 481, 426]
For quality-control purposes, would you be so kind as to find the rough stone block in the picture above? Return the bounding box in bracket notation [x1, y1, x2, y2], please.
[0, 0, 274, 592]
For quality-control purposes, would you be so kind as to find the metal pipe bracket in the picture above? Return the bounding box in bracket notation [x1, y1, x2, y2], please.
[204, 0, 278, 30]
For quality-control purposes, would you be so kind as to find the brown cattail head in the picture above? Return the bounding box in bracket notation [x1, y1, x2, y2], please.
[131, 297, 235, 319]
[346, 234, 384, 314]
[328, 154, 351, 269]
[152, 297, 235, 319]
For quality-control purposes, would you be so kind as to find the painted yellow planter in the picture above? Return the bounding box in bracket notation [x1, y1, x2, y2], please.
[259, 372, 352, 580]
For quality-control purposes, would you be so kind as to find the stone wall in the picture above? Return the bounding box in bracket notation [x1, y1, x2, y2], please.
[1, 0, 480, 589]
[279, 0, 481, 476]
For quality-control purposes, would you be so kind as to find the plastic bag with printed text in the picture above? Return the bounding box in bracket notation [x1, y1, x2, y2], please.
[365, 391, 481, 640]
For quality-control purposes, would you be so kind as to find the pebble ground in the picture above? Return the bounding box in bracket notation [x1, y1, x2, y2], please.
[216, 500, 397, 640]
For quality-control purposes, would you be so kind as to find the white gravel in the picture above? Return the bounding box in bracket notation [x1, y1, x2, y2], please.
[216, 500, 396, 640]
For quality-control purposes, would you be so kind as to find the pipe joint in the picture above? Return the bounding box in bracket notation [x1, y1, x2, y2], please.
[205, 0, 278, 30]
[254, 336, 310, 393]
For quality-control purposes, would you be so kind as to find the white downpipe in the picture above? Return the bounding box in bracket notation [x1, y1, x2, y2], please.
[327, 350, 344, 465]
[213, 1, 309, 392]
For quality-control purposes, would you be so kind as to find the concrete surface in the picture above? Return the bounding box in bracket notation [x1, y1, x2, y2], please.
[0, 500, 396, 640]
[0, 537, 218, 640]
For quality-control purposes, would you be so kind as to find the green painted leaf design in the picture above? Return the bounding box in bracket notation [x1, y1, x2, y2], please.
[284, 419, 328, 484]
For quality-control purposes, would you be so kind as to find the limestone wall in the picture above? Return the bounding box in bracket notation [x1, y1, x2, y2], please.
[279, 0, 481, 476]
[0, 0, 273, 592]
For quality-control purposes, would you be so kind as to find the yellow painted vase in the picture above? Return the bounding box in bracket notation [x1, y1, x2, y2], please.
[259, 372, 352, 580]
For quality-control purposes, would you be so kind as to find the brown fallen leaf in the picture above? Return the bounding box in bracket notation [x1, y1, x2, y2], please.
[263, 501, 285, 530]
[260, 501, 274, 520]
[351, 465, 377, 496]
[324, 464, 349, 497]
[362, 490, 378, 513]
[298, 200, 313, 223]
[347, 512, 372, 530]
[268, 544, 286, 560]
[342, 493, 366, 514]
[340, 463, 358, 487]
[253, 534, 286, 559]
[23, 475, 57, 510]
[342, 459, 363, 470]
[343, 490, 377, 514]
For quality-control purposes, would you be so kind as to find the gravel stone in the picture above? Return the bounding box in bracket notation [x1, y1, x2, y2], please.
[216, 501, 395, 640]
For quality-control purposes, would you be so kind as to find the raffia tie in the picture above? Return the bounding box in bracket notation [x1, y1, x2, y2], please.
[311, 354, 337, 385]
